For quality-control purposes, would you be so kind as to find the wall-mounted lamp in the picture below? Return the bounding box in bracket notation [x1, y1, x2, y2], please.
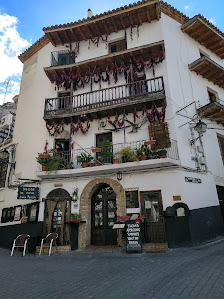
[190, 120, 207, 145]
[0, 148, 9, 160]
[72, 188, 78, 201]
[117, 171, 122, 181]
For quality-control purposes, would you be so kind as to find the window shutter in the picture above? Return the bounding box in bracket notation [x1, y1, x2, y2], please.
[148, 122, 171, 150]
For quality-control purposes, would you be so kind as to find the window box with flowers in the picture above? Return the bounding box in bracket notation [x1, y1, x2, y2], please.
[70, 213, 81, 222]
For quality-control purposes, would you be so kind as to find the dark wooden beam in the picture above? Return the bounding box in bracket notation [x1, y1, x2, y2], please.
[69, 29, 78, 42]
[102, 21, 110, 35]
[128, 13, 134, 27]
[146, 7, 151, 23]
[85, 25, 93, 38]
[63, 30, 70, 44]
[138, 12, 142, 26]
[78, 27, 87, 40]
[110, 16, 118, 33]
[156, 2, 161, 20]
[119, 15, 126, 30]
[47, 33, 56, 47]
[94, 22, 102, 36]
[55, 31, 64, 45]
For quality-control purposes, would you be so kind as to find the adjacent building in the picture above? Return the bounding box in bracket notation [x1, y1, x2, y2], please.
[0, 0, 224, 251]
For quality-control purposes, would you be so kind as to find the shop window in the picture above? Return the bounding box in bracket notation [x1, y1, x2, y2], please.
[27, 203, 39, 222]
[109, 39, 127, 54]
[0, 157, 9, 188]
[58, 92, 71, 110]
[217, 135, 224, 165]
[207, 88, 218, 103]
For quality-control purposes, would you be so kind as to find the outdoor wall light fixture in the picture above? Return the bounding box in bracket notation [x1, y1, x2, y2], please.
[72, 188, 78, 201]
[117, 171, 122, 181]
[190, 120, 207, 145]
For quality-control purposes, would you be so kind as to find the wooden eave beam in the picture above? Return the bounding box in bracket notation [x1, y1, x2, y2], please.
[47, 33, 56, 47]
[55, 31, 64, 45]
[102, 21, 110, 35]
[210, 40, 224, 50]
[45, 70, 54, 83]
[128, 13, 134, 27]
[78, 27, 87, 40]
[156, 2, 161, 20]
[69, 29, 78, 42]
[189, 25, 205, 39]
[146, 7, 151, 23]
[94, 22, 102, 36]
[196, 30, 212, 42]
[137, 12, 142, 26]
[110, 16, 118, 33]
[85, 25, 93, 38]
[63, 30, 70, 44]
[119, 15, 126, 30]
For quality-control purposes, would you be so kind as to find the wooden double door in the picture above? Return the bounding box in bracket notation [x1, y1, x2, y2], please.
[141, 191, 166, 243]
[91, 185, 117, 245]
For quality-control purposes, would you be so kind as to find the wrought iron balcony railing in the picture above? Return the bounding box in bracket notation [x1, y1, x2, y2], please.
[37, 139, 179, 172]
[51, 50, 75, 67]
[44, 77, 165, 118]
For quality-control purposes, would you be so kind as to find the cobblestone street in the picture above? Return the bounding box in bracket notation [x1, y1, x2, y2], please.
[1, 240, 224, 299]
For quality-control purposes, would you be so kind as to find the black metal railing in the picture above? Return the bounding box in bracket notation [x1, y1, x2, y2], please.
[37, 139, 179, 172]
[44, 77, 165, 117]
[51, 50, 75, 66]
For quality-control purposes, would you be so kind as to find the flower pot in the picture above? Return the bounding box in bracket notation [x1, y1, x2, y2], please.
[42, 165, 47, 171]
[144, 140, 156, 145]
[91, 148, 102, 153]
[82, 163, 88, 168]
[141, 156, 147, 160]
[71, 218, 79, 222]
[158, 150, 167, 158]
[113, 158, 119, 164]
[39, 154, 50, 159]
[89, 163, 94, 167]
[94, 161, 101, 166]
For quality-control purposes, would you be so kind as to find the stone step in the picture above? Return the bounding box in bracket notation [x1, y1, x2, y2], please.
[36, 245, 71, 255]
[142, 243, 168, 253]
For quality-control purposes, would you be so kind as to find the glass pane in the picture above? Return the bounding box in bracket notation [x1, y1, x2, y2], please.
[95, 201, 103, 227]
[144, 195, 160, 222]
[110, 44, 117, 53]
[107, 200, 116, 227]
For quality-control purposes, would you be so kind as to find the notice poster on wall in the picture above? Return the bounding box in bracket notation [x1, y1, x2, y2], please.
[125, 188, 140, 214]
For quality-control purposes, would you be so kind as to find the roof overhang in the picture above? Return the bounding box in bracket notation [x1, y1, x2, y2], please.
[189, 56, 224, 89]
[181, 16, 224, 59]
[43, 0, 161, 46]
[197, 101, 224, 124]
[44, 41, 165, 83]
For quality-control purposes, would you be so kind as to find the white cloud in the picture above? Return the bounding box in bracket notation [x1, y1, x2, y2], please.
[208, 17, 216, 25]
[0, 13, 30, 105]
[184, 5, 190, 10]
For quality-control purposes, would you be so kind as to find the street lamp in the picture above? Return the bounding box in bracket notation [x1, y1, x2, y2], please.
[194, 120, 207, 134]
[72, 188, 78, 201]
[117, 171, 122, 181]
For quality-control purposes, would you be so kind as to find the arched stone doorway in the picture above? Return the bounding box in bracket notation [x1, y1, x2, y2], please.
[91, 184, 117, 245]
[44, 188, 71, 245]
[79, 178, 125, 248]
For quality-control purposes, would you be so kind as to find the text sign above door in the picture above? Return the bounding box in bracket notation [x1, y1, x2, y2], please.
[126, 220, 142, 253]
[17, 187, 40, 200]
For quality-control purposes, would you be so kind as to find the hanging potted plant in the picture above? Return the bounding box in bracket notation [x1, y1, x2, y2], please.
[144, 140, 156, 146]
[38, 152, 50, 159]
[70, 213, 81, 222]
[91, 147, 102, 153]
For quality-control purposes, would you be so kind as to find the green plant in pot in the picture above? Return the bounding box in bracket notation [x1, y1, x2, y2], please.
[70, 213, 81, 222]
[118, 147, 138, 163]
[135, 144, 152, 160]
[98, 140, 113, 164]
[77, 152, 93, 167]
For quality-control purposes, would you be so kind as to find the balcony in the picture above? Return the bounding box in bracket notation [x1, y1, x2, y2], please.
[197, 98, 224, 124]
[51, 50, 75, 67]
[44, 77, 165, 121]
[189, 56, 224, 89]
[36, 139, 179, 179]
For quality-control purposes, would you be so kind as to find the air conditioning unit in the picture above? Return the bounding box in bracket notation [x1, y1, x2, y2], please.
[0, 114, 13, 129]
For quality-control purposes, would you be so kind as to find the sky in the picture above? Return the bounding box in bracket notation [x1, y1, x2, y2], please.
[0, 0, 223, 105]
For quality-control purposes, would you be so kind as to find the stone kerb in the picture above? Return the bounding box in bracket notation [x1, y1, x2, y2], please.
[79, 178, 125, 248]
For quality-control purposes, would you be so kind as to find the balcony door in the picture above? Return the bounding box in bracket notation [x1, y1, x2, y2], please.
[140, 191, 166, 243]
[91, 184, 117, 245]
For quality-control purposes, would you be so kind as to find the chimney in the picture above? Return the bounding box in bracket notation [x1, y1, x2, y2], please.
[88, 9, 93, 18]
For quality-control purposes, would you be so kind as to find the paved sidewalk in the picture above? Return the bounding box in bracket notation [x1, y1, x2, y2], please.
[1, 240, 224, 299]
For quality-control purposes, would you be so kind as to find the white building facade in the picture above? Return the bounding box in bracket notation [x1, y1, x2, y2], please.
[0, 0, 224, 250]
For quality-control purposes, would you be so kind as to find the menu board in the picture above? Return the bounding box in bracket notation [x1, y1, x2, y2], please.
[125, 188, 140, 214]
[126, 219, 142, 253]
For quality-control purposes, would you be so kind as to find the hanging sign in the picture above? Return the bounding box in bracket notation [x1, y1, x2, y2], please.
[17, 187, 40, 200]
[125, 188, 140, 214]
[126, 219, 142, 253]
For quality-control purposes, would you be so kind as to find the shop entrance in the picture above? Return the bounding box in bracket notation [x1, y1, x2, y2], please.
[91, 184, 117, 245]
[44, 188, 71, 245]
[140, 191, 166, 243]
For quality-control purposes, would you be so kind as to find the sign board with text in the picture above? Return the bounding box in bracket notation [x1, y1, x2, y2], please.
[17, 187, 39, 200]
[126, 219, 142, 253]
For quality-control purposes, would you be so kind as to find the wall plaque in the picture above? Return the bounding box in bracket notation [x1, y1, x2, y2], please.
[185, 177, 201, 184]
[17, 186, 40, 200]
[126, 219, 142, 253]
